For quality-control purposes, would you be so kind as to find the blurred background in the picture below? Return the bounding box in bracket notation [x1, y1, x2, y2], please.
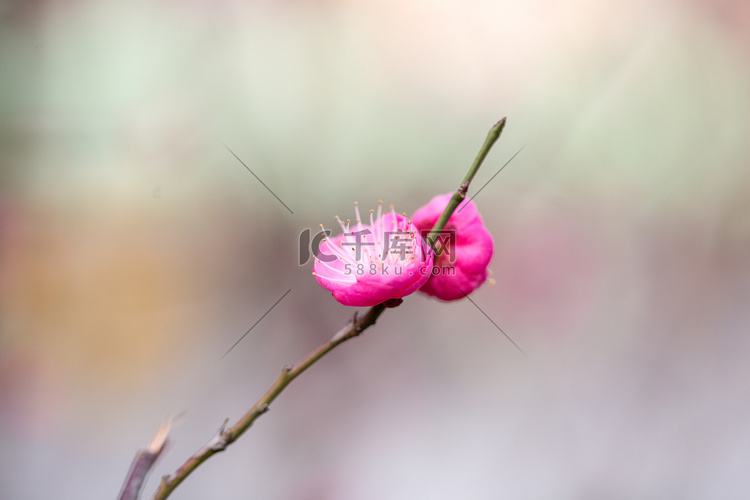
[1, 0, 749, 498]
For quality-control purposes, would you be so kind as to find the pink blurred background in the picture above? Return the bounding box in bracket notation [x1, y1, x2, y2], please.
[1, 0, 749, 498]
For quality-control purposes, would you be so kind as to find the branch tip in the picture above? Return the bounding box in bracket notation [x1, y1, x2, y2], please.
[493, 117, 507, 133]
[147, 419, 172, 455]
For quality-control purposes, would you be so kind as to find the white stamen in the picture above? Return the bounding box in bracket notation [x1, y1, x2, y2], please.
[313, 273, 356, 284]
[335, 216, 347, 233]
[316, 257, 354, 277]
[320, 224, 357, 264]
[354, 202, 364, 233]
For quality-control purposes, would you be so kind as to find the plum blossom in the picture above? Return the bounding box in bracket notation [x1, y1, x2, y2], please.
[411, 193, 494, 301]
[313, 202, 434, 307]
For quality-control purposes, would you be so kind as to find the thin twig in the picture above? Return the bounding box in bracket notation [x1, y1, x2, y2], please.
[425, 117, 506, 248]
[147, 118, 507, 500]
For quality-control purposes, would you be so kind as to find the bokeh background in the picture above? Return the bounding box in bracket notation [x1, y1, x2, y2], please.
[2, 0, 750, 498]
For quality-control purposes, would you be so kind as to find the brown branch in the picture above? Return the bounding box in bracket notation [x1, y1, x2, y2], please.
[145, 118, 507, 500]
[151, 305, 387, 499]
[117, 420, 171, 500]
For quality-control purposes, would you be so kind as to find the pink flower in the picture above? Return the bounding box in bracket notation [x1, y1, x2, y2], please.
[313, 202, 434, 307]
[411, 193, 494, 301]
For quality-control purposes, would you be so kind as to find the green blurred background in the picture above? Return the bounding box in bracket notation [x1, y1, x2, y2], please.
[2, 0, 749, 498]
